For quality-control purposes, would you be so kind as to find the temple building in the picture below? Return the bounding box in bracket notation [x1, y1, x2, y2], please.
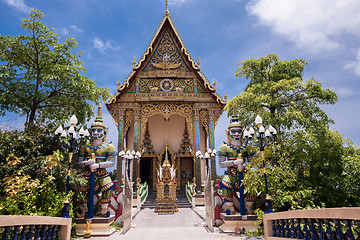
[105, 6, 225, 192]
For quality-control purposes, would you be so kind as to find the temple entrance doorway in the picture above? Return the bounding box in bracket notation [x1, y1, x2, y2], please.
[180, 157, 193, 188]
[139, 157, 153, 188]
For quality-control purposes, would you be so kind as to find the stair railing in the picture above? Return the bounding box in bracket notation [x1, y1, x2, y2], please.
[186, 182, 196, 208]
[0, 215, 71, 240]
[137, 181, 148, 209]
[263, 207, 360, 239]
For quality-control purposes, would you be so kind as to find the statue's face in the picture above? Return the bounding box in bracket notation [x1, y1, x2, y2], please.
[229, 127, 243, 141]
[91, 126, 105, 140]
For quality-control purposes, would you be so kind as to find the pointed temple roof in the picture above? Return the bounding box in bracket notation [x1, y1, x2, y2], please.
[105, 7, 226, 122]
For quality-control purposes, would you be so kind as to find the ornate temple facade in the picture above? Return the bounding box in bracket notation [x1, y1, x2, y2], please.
[105, 8, 225, 192]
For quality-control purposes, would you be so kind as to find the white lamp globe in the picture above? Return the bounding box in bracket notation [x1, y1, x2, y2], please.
[61, 130, 67, 138]
[259, 125, 265, 133]
[69, 115, 78, 125]
[265, 129, 270, 137]
[254, 115, 262, 126]
[249, 127, 255, 135]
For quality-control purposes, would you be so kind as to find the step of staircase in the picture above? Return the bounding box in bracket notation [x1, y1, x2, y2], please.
[140, 192, 192, 209]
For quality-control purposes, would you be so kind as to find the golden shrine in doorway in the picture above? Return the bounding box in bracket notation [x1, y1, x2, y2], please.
[105, 5, 226, 193]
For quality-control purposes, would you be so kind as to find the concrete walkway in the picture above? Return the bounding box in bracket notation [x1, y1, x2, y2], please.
[81, 207, 264, 240]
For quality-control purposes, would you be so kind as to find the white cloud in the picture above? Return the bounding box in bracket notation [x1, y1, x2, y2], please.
[246, 0, 360, 52]
[93, 37, 120, 54]
[59, 28, 69, 36]
[3, 0, 31, 12]
[333, 87, 358, 98]
[69, 25, 83, 33]
[345, 47, 360, 76]
[169, 0, 186, 4]
[59, 25, 83, 36]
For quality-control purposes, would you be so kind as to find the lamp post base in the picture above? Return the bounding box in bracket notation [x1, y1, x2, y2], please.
[75, 215, 116, 237]
[62, 201, 70, 218]
[83, 219, 92, 238]
[264, 198, 273, 214]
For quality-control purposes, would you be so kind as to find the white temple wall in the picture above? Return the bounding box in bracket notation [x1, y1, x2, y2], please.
[167, 115, 186, 154]
[148, 114, 190, 154]
[148, 114, 166, 154]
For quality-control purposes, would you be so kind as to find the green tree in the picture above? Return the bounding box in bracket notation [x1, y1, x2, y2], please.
[229, 54, 360, 210]
[0, 9, 110, 128]
[228, 54, 338, 188]
[227, 54, 337, 134]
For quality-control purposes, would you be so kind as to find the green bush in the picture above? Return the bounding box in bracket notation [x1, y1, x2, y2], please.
[0, 174, 67, 216]
[0, 126, 86, 217]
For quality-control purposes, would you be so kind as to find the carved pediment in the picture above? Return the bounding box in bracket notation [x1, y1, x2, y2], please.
[105, 13, 226, 126]
[142, 29, 191, 74]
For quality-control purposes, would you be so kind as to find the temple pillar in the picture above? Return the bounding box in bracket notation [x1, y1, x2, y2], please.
[209, 110, 216, 180]
[132, 108, 140, 191]
[199, 109, 209, 184]
[116, 109, 126, 186]
[194, 109, 201, 192]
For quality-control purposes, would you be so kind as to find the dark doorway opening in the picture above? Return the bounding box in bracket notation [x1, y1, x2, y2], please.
[139, 158, 152, 188]
[180, 157, 194, 188]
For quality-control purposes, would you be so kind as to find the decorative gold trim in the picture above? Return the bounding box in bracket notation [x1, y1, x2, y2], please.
[177, 122, 194, 157]
[152, 62, 181, 70]
[158, 142, 175, 167]
[116, 78, 121, 90]
[155, 141, 178, 213]
[199, 110, 209, 136]
[213, 78, 217, 90]
[165, 0, 169, 16]
[132, 56, 137, 69]
[124, 110, 134, 136]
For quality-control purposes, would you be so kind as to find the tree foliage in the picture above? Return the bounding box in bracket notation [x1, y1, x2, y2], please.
[0, 9, 110, 128]
[228, 54, 337, 133]
[229, 54, 360, 210]
[0, 126, 86, 216]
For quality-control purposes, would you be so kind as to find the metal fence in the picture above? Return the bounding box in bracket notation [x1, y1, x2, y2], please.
[263, 207, 360, 239]
[0, 215, 71, 240]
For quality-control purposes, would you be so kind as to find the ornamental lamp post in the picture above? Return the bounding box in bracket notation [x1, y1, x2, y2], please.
[196, 148, 216, 176]
[204, 152, 210, 174]
[127, 151, 133, 181]
[54, 115, 90, 218]
[119, 150, 141, 181]
[210, 149, 217, 181]
[243, 115, 276, 214]
[208, 148, 217, 175]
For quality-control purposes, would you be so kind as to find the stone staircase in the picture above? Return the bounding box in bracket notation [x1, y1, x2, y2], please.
[175, 192, 192, 208]
[140, 191, 157, 209]
[141, 190, 192, 209]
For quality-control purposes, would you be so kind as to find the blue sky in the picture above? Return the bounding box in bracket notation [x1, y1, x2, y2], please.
[1, 0, 360, 173]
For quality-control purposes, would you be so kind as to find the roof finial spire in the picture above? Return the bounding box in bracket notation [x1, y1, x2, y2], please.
[165, 0, 170, 16]
[97, 103, 102, 119]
